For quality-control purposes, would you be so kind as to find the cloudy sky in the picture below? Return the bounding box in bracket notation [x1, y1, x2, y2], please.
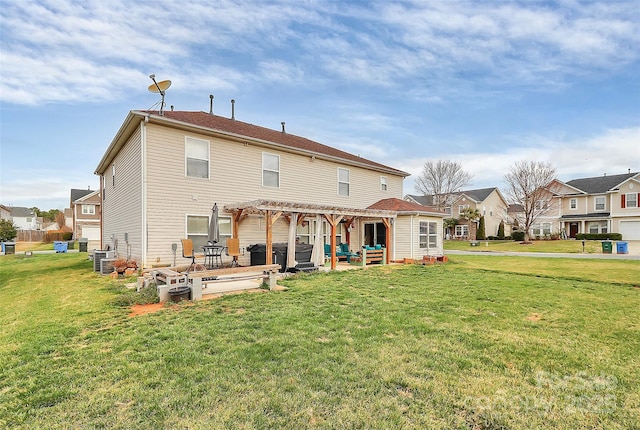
[1, 0, 639, 210]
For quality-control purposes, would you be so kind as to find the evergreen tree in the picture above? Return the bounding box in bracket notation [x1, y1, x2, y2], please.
[497, 220, 505, 239]
[476, 216, 486, 240]
[0, 219, 18, 242]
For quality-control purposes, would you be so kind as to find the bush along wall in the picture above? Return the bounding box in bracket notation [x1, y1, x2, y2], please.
[512, 231, 525, 241]
[575, 233, 623, 241]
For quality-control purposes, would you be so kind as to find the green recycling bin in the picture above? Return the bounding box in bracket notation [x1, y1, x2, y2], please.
[601, 241, 613, 254]
[79, 238, 88, 252]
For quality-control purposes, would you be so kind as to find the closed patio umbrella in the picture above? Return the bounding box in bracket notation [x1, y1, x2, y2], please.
[208, 203, 220, 244]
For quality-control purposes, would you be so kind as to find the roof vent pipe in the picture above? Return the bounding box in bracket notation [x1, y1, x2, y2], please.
[231, 99, 235, 120]
[209, 95, 214, 115]
[281, 122, 286, 133]
[170, 105, 174, 111]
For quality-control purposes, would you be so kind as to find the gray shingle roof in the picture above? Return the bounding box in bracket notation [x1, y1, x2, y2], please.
[565, 172, 638, 194]
[70, 189, 95, 203]
[406, 187, 497, 205]
[9, 206, 36, 217]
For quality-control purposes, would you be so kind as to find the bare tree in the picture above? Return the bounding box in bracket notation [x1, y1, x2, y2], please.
[414, 160, 473, 210]
[504, 161, 557, 242]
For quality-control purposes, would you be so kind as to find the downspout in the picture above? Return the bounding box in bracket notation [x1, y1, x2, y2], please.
[141, 116, 148, 267]
[99, 178, 104, 250]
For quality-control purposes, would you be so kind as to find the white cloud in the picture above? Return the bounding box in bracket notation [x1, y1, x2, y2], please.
[399, 127, 640, 196]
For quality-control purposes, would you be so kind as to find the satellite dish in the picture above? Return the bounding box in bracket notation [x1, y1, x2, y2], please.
[148, 80, 171, 93]
[148, 74, 171, 115]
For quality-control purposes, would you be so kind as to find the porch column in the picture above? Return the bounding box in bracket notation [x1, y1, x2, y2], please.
[382, 218, 392, 264]
[581, 220, 586, 234]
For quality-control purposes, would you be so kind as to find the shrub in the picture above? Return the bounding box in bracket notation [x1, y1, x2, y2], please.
[0, 219, 18, 242]
[63, 232, 73, 240]
[576, 233, 622, 241]
[504, 235, 512, 240]
[113, 282, 159, 306]
[512, 231, 525, 241]
[487, 236, 498, 240]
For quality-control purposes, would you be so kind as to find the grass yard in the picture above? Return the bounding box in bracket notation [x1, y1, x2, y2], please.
[0, 253, 638, 429]
[445, 239, 606, 254]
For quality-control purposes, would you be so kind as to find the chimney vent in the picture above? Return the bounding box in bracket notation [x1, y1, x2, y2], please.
[281, 122, 286, 133]
[209, 95, 214, 115]
[231, 99, 235, 120]
[629, 168, 632, 174]
[170, 105, 174, 111]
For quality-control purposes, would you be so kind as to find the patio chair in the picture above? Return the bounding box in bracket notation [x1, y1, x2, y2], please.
[225, 238, 242, 267]
[181, 239, 198, 272]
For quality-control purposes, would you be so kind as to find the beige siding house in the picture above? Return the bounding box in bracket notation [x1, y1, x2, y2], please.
[406, 187, 509, 239]
[70, 189, 101, 245]
[95, 110, 441, 268]
[555, 172, 640, 239]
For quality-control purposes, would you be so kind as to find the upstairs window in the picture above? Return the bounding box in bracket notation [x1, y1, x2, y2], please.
[185, 137, 209, 179]
[338, 168, 350, 196]
[570, 198, 577, 209]
[622, 193, 638, 208]
[595, 196, 605, 211]
[620, 193, 638, 209]
[262, 153, 280, 187]
[380, 176, 387, 191]
[112, 164, 116, 187]
[82, 205, 95, 215]
[458, 204, 469, 215]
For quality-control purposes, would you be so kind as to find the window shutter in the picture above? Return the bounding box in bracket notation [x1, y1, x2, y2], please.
[621, 194, 626, 208]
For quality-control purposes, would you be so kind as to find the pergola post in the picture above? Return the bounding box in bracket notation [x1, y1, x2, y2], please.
[324, 214, 343, 270]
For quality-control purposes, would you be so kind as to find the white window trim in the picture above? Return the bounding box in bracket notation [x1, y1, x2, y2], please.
[419, 221, 438, 249]
[262, 152, 280, 188]
[380, 176, 387, 191]
[625, 193, 637, 208]
[569, 198, 577, 210]
[185, 136, 210, 179]
[458, 204, 469, 216]
[594, 196, 606, 211]
[338, 168, 350, 197]
[82, 205, 95, 215]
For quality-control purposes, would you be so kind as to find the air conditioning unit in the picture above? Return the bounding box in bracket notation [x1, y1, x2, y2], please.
[100, 258, 117, 275]
[93, 250, 115, 272]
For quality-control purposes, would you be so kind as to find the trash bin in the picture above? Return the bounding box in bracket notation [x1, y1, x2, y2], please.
[67, 240, 75, 250]
[601, 240, 613, 254]
[78, 238, 88, 252]
[4, 242, 15, 255]
[294, 243, 314, 263]
[168, 285, 191, 302]
[616, 241, 628, 254]
[53, 241, 68, 253]
[470, 241, 479, 247]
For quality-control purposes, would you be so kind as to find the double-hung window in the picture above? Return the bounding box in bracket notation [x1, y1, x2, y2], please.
[262, 153, 280, 187]
[186, 215, 209, 250]
[532, 222, 552, 236]
[380, 176, 387, 191]
[82, 205, 95, 215]
[455, 224, 468, 237]
[595, 196, 605, 211]
[419, 221, 438, 248]
[338, 168, 350, 196]
[185, 137, 209, 179]
[570, 198, 577, 210]
[623, 193, 637, 208]
[458, 204, 469, 215]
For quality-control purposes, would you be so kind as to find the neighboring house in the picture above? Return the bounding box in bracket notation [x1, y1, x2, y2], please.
[554, 171, 640, 240]
[406, 187, 509, 238]
[70, 188, 101, 241]
[0, 204, 11, 221]
[9, 206, 38, 230]
[95, 109, 440, 269]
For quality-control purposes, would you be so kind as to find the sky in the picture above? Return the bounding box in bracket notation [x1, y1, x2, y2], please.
[1, 0, 639, 211]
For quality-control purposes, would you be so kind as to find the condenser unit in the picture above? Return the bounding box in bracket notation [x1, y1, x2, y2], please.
[93, 250, 115, 272]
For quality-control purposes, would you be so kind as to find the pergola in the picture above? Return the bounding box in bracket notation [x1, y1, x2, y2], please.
[224, 199, 397, 270]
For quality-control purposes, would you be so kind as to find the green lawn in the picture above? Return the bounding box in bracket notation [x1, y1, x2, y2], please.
[445, 239, 610, 254]
[1, 253, 638, 429]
